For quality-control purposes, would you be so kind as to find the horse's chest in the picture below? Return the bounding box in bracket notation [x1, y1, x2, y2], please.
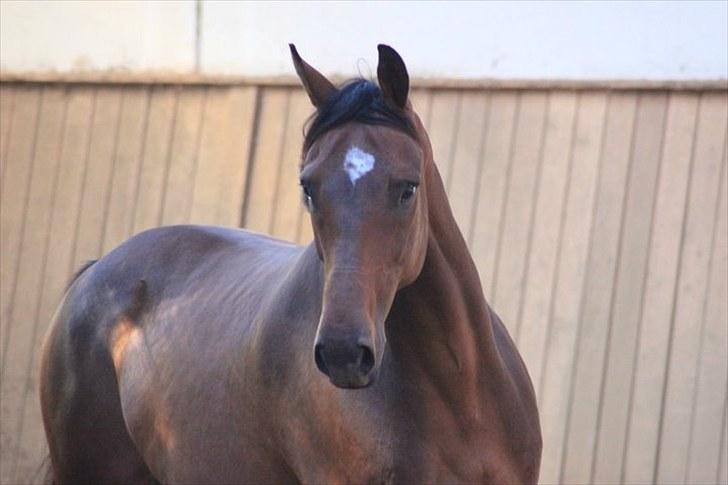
[389, 427, 533, 484]
[390, 439, 493, 484]
[290, 428, 494, 484]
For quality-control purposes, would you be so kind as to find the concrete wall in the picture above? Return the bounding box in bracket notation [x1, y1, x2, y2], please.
[2, 0, 726, 80]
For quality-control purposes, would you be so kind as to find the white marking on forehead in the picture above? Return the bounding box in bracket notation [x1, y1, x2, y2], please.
[343, 146, 375, 186]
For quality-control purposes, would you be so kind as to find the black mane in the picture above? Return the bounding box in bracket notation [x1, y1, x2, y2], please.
[303, 79, 416, 153]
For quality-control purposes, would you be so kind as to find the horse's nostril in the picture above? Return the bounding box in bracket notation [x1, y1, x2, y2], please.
[359, 345, 375, 375]
[314, 339, 376, 384]
[314, 343, 329, 376]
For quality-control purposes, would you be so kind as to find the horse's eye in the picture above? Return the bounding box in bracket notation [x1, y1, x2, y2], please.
[400, 183, 418, 205]
[300, 181, 314, 209]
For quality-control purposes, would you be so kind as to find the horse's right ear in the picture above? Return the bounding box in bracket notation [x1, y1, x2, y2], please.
[377, 44, 409, 110]
[289, 44, 336, 108]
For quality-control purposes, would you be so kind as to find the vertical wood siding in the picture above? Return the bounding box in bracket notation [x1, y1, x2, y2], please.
[0, 82, 726, 484]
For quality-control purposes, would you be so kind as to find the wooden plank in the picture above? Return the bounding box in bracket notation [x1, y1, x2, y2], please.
[686, 154, 727, 483]
[409, 89, 432, 127]
[562, 94, 680, 482]
[560, 93, 639, 484]
[7, 87, 67, 482]
[720, 406, 728, 484]
[516, 91, 577, 397]
[470, 92, 518, 300]
[0, 85, 15, 180]
[490, 92, 547, 334]
[31, 87, 95, 314]
[12, 87, 95, 482]
[243, 88, 288, 233]
[131, 88, 178, 234]
[0, 87, 66, 483]
[73, 88, 122, 263]
[0, 89, 40, 360]
[618, 93, 702, 483]
[0, 87, 40, 379]
[160, 87, 206, 226]
[653, 93, 728, 483]
[555, 93, 637, 483]
[447, 92, 489, 240]
[101, 87, 150, 253]
[587, 93, 667, 483]
[212, 86, 257, 227]
[189, 86, 257, 226]
[537, 92, 607, 484]
[427, 91, 460, 192]
[271, 89, 311, 242]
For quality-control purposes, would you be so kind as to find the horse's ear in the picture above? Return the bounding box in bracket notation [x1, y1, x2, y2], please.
[289, 44, 336, 108]
[377, 44, 409, 110]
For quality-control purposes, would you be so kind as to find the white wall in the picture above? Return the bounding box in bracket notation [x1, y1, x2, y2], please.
[0, 1, 196, 72]
[2, 0, 726, 80]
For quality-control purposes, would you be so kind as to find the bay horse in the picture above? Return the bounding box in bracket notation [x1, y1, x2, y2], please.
[39, 45, 541, 483]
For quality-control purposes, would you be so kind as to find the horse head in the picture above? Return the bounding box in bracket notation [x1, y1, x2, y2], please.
[291, 44, 431, 388]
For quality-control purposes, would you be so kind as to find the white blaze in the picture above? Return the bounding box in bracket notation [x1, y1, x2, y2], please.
[343, 146, 375, 186]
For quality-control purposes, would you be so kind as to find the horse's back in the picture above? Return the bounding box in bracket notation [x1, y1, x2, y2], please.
[48, 224, 303, 372]
[98, 224, 302, 297]
[40, 225, 304, 483]
[79, 224, 303, 338]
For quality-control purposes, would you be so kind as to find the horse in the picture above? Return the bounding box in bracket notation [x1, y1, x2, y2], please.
[39, 45, 542, 483]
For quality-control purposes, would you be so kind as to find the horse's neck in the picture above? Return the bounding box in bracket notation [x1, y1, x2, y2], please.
[389, 161, 501, 404]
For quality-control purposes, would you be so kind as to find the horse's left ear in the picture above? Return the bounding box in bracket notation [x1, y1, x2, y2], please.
[290, 44, 336, 108]
[377, 44, 409, 110]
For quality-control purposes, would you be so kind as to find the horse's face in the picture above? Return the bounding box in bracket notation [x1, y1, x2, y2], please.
[292, 45, 428, 388]
[301, 123, 428, 388]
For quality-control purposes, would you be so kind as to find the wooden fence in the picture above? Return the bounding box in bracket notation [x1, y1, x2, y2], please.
[1, 80, 726, 484]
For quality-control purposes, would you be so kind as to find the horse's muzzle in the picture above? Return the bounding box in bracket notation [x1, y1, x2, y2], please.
[314, 337, 376, 388]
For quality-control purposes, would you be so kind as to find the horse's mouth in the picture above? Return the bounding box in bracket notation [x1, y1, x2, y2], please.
[321, 358, 377, 389]
[326, 369, 376, 389]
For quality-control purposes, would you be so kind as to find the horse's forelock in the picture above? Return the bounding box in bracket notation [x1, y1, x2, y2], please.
[302, 79, 416, 154]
